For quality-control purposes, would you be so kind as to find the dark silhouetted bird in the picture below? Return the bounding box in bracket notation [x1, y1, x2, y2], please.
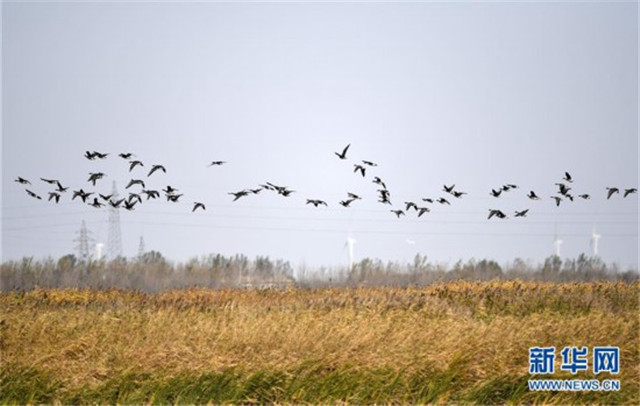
[208, 161, 226, 166]
[490, 189, 502, 198]
[126, 179, 145, 189]
[88, 172, 105, 186]
[488, 209, 507, 219]
[306, 199, 328, 207]
[451, 191, 466, 198]
[362, 160, 377, 167]
[353, 164, 366, 177]
[109, 198, 125, 208]
[527, 191, 540, 200]
[443, 184, 455, 193]
[119, 152, 135, 159]
[142, 190, 160, 200]
[335, 144, 350, 160]
[229, 190, 249, 201]
[15, 177, 30, 185]
[556, 183, 571, 196]
[84, 151, 97, 160]
[129, 160, 144, 171]
[606, 187, 619, 199]
[405, 201, 418, 211]
[565, 194, 574, 202]
[99, 194, 113, 201]
[422, 198, 434, 203]
[339, 199, 356, 207]
[128, 193, 142, 204]
[515, 209, 529, 217]
[578, 194, 590, 200]
[192, 202, 206, 212]
[163, 185, 178, 195]
[624, 188, 637, 198]
[437, 198, 450, 205]
[25, 189, 42, 200]
[551, 196, 562, 207]
[372, 177, 387, 189]
[89, 198, 104, 208]
[48, 192, 60, 203]
[55, 181, 68, 193]
[123, 200, 137, 211]
[390, 209, 405, 218]
[40, 178, 58, 185]
[93, 151, 108, 159]
[347, 192, 362, 200]
[148, 165, 166, 177]
[72, 189, 93, 203]
[167, 194, 183, 203]
[505, 184, 518, 190]
[249, 188, 263, 195]
[417, 207, 430, 217]
[563, 172, 573, 183]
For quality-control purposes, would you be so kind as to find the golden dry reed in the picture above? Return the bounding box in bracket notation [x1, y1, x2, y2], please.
[1, 281, 638, 405]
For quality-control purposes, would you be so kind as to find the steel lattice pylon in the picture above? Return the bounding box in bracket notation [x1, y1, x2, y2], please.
[107, 181, 123, 259]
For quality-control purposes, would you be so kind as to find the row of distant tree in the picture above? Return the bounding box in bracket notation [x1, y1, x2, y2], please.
[0, 252, 637, 292]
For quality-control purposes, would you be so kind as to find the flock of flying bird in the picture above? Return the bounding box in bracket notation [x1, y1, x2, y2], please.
[13, 145, 638, 220]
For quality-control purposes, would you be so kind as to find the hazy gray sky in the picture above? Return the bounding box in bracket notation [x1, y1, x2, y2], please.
[2, 1, 638, 270]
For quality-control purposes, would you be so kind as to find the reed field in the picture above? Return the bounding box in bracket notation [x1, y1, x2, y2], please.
[1, 281, 638, 405]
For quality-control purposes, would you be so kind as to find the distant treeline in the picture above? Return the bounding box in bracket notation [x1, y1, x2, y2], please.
[1, 251, 637, 292]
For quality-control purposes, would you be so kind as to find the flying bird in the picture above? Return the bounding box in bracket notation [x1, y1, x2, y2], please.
[72, 189, 93, 203]
[167, 194, 183, 203]
[578, 194, 590, 200]
[422, 198, 434, 203]
[25, 189, 42, 200]
[55, 181, 68, 192]
[405, 201, 418, 211]
[123, 200, 137, 211]
[551, 196, 562, 207]
[208, 161, 226, 166]
[109, 198, 125, 208]
[14, 177, 30, 185]
[372, 177, 387, 190]
[306, 199, 328, 207]
[623, 188, 637, 198]
[87, 172, 105, 186]
[353, 164, 366, 177]
[229, 190, 249, 201]
[451, 191, 466, 198]
[527, 191, 540, 200]
[128, 193, 143, 204]
[163, 185, 179, 195]
[563, 172, 573, 183]
[339, 199, 356, 207]
[129, 160, 144, 171]
[89, 198, 104, 208]
[48, 192, 61, 203]
[84, 151, 97, 160]
[249, 188, 263, 195]
[443, 184, 455, 193]
[362, 160, 377, 167]
[514, 209, 529, 217]
[334, 144, 350, 160]
[488, 209, 507, 219]
[437, 198, 450, 205]
[417, 207, 430, 217]
[142, 190, 160, 200]
[490, 189, 502, 198]
[99, 194, 113, 201]
[347, 192, 362, 200]
[555, 183, 571, 196]
[93, 151, 109, 159]
[40, 178, 59, 185]
[390, 209, 405, 218]
[148, 165, 166, 177]
[126, 179, 145, 189]
[192, 202, 206, 212]
[119, 152, 135, 159]
[606, 187, 619, 199]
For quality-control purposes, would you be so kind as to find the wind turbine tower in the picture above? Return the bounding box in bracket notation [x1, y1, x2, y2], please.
[590, 226, 601, 257]
[553, 236, 563, 257]
[346, 236, 356, 272]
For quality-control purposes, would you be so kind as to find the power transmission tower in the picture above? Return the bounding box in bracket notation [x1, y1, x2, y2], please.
[107, 181, 123, 260]
[74, 220, 94, 263]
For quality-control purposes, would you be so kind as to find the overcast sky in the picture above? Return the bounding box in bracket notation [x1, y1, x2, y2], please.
[2, 1, 638, 271]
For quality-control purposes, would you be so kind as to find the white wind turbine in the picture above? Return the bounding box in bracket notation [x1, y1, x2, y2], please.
[590, 225, 601, 257]
[345, 235, 356, 272]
